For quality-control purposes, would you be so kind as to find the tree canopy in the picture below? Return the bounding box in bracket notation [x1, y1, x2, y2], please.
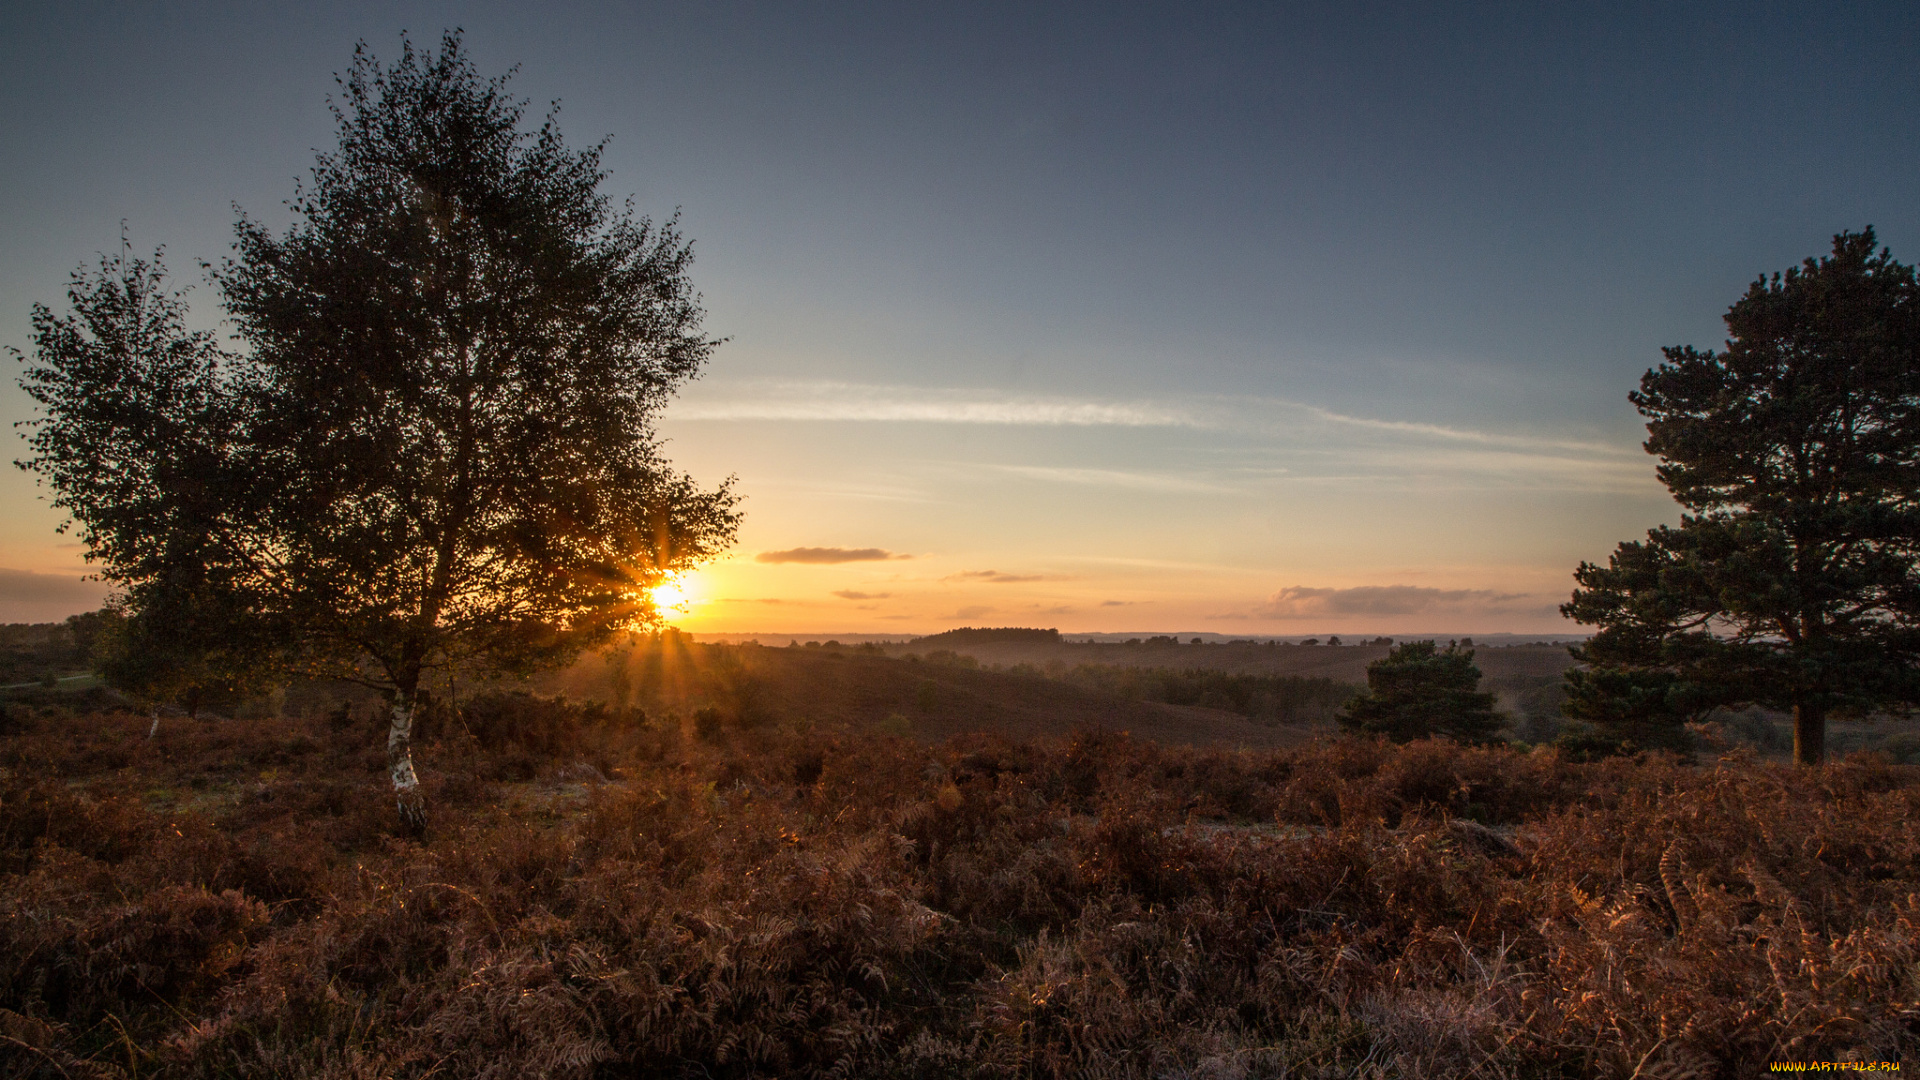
[1338, 640, 1504, 744]
[1562, 229, 1920, 764]
[16, 33, 740, 828]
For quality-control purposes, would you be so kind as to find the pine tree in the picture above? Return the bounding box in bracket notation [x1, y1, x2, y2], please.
[1563, 230, 1920, 764]
[1338, 640, 1505, 744]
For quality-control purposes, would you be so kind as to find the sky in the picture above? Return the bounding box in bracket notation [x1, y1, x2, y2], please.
[2, 2, 1917, 634]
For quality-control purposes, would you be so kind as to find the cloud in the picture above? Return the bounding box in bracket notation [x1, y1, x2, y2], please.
[1295, 403, 1633, 457]
[756, 547, 905, 565]
[1256, 585, 1536, 619]
[991, 465, 1236, 495]
[946, 570, 1050, 584]
[948, 606, 994, 620]
[0, 568, 112, 623]
[832, 590, 892, 600]
[672, 381, 1196, 427]
[1099, 600, 1133, 607]
[716, 597, 788, 604]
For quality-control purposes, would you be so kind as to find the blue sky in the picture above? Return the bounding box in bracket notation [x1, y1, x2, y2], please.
[3, 2, 1916, 631]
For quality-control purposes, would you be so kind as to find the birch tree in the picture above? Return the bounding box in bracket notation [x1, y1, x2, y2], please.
[18, 33, 740, 831]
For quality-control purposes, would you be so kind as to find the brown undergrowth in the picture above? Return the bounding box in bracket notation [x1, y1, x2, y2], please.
[1, 700, 1916, 1077]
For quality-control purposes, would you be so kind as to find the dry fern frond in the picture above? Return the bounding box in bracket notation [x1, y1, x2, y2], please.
[1659, 840, 1695, 931]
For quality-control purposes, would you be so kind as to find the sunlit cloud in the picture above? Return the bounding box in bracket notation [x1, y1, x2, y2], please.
[756, 546, 907, 564]
[832, 590, 892, 600]
[949, 605, 994, 620]
[1256, 584, 1539, 619]
[671, 381, 1196, 427]
[946, 570, 1053, 584]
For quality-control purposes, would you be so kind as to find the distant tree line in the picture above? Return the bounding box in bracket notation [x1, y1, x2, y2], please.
[0, 613, 104, 686]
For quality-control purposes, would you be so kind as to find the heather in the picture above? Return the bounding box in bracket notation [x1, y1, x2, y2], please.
[2, 696, 1916, 1078]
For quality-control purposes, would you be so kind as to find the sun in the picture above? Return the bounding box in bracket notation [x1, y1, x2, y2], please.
[649, 578, 692, 613]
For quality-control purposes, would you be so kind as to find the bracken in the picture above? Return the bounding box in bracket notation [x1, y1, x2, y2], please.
[0, 703, 1915, 1077]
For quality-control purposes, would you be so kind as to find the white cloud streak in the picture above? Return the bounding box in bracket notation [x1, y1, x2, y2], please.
[991, 464, 1237, 494]
[1295, 404, 1639, 457]
[670, 381, 1193, 427]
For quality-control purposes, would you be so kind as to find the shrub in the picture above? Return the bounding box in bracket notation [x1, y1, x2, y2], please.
[1339, 641, 1504, 744]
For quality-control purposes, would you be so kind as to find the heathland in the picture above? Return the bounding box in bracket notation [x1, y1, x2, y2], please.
[3, 635, 1917, 1077]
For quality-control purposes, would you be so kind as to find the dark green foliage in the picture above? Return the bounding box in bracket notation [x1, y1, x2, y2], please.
[1563, 230, 1920, 764]
[11, 242, 278, 715]
[1059, 664, 1357, 724]
[1338, 640, 1504, 744]
[93, 595, 275, 719]
[0, 617, 98, 686]
[13, 245, 243, 605]
[1556, 665, 1699, 758]
[460, 689, 609, 757]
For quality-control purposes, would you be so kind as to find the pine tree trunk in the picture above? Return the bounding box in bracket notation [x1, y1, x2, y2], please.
[1793, 701, 1826, 766]
[388, 692, 428, 834]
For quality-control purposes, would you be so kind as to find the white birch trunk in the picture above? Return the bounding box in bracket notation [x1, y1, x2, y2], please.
[389, 695, 427, 833]
[147, 707, 160, 741]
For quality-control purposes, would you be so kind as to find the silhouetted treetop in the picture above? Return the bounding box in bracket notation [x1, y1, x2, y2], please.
[1563, 229, 1920, 764]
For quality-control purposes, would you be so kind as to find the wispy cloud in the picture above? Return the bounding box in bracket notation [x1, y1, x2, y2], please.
[0, 568, 111, 624]
[946, 569, 1053, 584]
[832, 590, 892, 600]
[1294, 403, 1636, 457]
[948, 605, 993, 620]
[671, 381, 1195, 427]
[1256, 584, 1540, 619]
[0, 568, 108, 605]
[757, 547, 907, 564]
[992, 464, 1236, 494]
